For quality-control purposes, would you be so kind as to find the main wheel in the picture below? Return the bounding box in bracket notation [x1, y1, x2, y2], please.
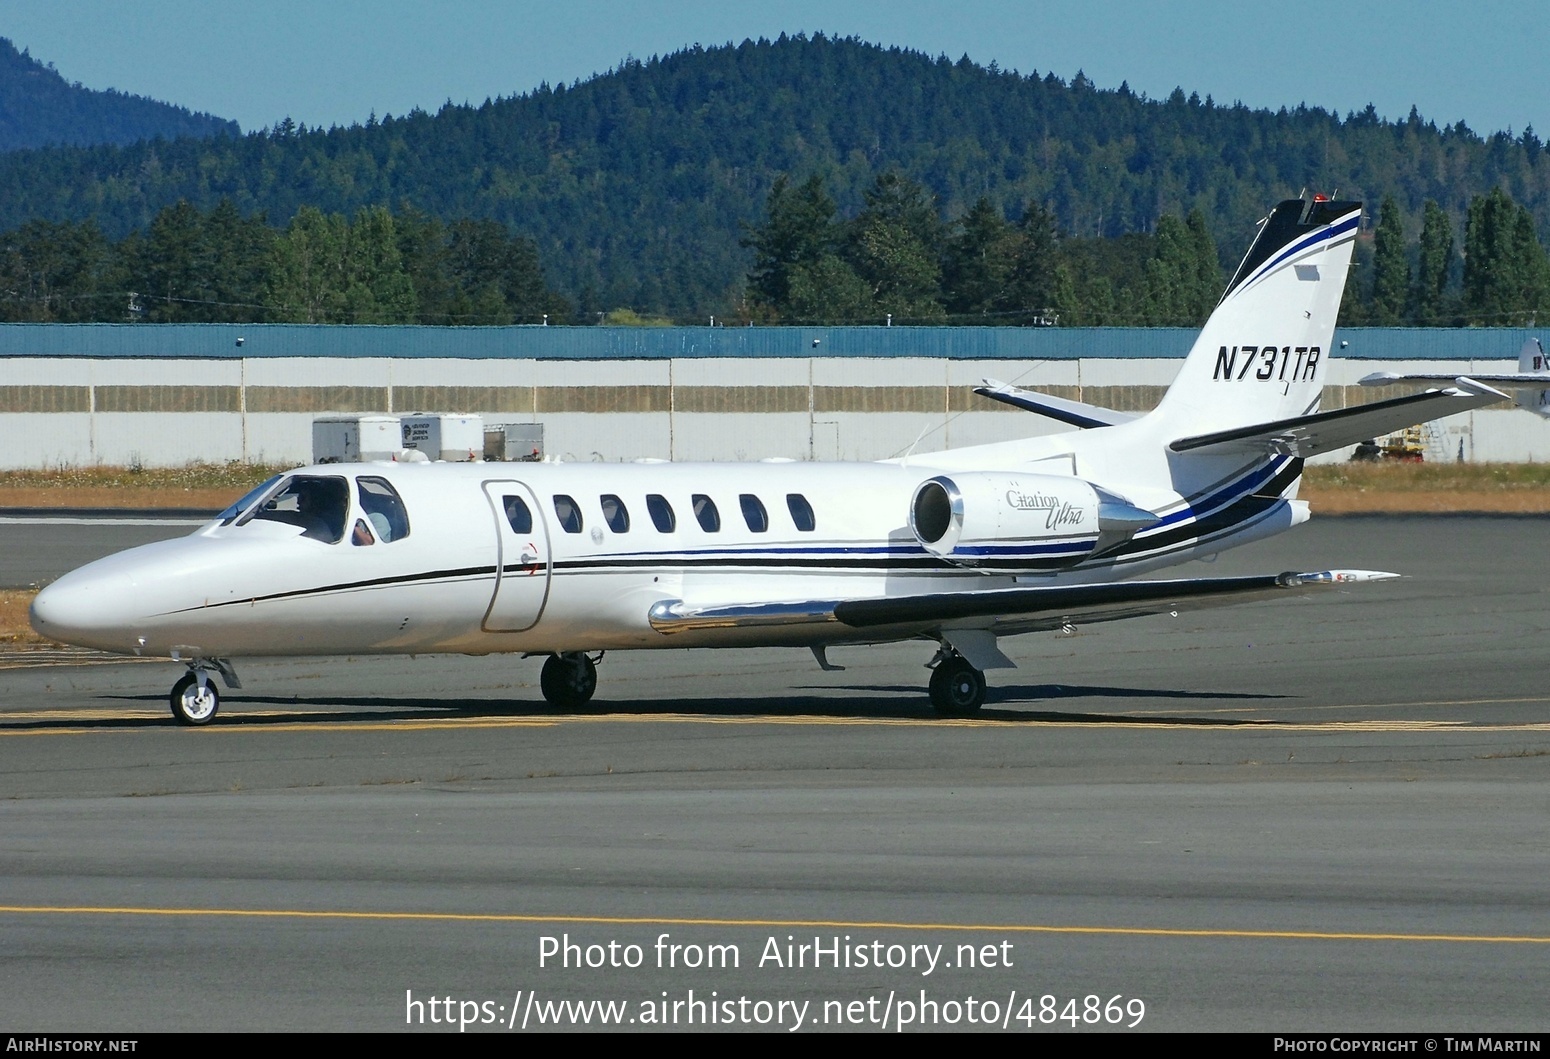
[170, 672, 220, 726]
[928, 657, 986, 716]
[540, 653, 597, 708]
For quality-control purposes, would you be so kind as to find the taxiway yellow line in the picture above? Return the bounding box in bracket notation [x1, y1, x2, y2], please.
[0, 904, 1543, 944]
[5, 711, 1550, 736]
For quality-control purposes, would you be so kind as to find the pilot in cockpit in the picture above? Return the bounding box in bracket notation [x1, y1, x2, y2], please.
[288, 477, 349, 543]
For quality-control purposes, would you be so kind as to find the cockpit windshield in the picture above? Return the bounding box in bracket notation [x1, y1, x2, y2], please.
[240, 475, 350, 543]
[217, 475, 283, 525]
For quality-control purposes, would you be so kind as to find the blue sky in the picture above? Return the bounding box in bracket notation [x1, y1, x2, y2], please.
[3, 1, 1545, 137]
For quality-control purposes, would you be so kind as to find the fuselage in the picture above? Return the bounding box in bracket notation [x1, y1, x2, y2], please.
[30, 434, 1306, 660]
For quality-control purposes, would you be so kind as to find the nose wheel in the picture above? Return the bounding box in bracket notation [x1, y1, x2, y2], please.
[170, 672, 220, 725]
[167, 657, 240, 726]
[540, 652, 599, 708]
[928, 654, 986, 716]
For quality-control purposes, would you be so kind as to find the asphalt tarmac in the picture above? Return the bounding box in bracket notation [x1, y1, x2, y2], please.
[1, 515, 1547, 1033]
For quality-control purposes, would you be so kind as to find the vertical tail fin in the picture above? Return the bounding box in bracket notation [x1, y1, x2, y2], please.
[1149, 198, 1362, 437]
[1518, 337, 1545, 373]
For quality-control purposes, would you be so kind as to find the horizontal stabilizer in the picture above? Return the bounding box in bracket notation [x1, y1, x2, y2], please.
[975, 378, 1136, 428]
[649, 570, 1397, 638]
[1169, 385, 1505, 458]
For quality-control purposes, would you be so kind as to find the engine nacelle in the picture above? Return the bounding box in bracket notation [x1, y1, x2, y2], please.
[909, 472, 1157, 571]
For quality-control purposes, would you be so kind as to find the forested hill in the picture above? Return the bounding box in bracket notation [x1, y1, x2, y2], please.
[0, 38, 237, 151]
[2, 33, 1548, 317]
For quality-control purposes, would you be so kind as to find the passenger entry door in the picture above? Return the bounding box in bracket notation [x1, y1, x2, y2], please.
[482, 481, 551, 632]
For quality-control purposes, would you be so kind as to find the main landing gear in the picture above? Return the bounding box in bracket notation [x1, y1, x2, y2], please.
[540, 651, 600, 708]
[927, 650, 987, 716]
[168, 658, 241, 726]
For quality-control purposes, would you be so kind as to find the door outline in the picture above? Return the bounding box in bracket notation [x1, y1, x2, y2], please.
[481, 480, 552, 633]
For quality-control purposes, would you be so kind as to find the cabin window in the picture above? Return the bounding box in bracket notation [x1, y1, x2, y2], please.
[553, 494, 584, 534]
[357, 476, 410, 542]
[646, 494, 676, 532]
[692, 494, 720, 532]
[739, 494, 769, 533]
[786, 493, 816, 532]
[502, 495, 533, 534]
[600, 494, 630, 533]
[245, 475, 349, 544]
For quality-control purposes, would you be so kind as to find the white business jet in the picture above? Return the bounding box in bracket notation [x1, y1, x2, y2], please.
[30, 197, 1508, 724]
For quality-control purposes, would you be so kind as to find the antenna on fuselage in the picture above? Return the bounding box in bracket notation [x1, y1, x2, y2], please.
[900, 419, 934, 467]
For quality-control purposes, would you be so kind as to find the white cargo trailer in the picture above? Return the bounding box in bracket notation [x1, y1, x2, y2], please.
[311, 415, 402, 463]
[399, 412, 484, 462]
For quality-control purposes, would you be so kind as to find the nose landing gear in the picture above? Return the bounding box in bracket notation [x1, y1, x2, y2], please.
[168, 657, 241, 726]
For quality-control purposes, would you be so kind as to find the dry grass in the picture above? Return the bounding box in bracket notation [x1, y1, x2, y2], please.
[0, 463, 284, 510]
[1301, 462, 1550, 513]
[0, 590, 45, 644]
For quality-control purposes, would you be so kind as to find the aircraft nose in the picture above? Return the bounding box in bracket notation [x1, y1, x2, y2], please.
[30, 569, 142, 651]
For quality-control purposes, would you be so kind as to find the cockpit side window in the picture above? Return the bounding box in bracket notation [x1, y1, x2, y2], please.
[357, 476, 410, 542]
[246, 475, 349, 543]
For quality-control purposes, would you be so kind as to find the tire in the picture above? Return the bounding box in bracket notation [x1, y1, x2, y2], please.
[540, 653, 597, 708]
[170, 672, 220, 726]
[929, 658, 986, 716]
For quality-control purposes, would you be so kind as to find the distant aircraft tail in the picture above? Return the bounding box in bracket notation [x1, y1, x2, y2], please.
[1514, 338, 1550, 416]
[1147, 198, 1361, 438]
[1520, 337, 1546, 373]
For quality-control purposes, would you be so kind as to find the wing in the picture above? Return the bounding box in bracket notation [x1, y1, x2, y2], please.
[1168, 384, 1505, 458]
[648, 569, 1397, 639]
[974, 378, 1137, 428]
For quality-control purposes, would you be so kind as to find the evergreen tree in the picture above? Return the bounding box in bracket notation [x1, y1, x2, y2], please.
[1413, 199, 1455, 325]
[1464, 188, 1550, 324]
[344, 206, 417, 323]
[742, 174, 840, 319]
[138, 201, 208, 321]
[1140, 213, 1218, 325]
[941, 197, 1017, 316]
[845, 171, 945, 321]
[1369, 195, 1410, 325]
[1002, 201, 1062, 323]
[1184, 209, 1222, 320]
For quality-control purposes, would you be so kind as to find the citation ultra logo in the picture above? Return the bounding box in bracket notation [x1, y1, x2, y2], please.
[1214, 345, 1322, 382]
[1005, 489, 1085, 530]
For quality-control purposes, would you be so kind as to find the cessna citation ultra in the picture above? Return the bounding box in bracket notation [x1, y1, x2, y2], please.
[30, 197, 1508, 724]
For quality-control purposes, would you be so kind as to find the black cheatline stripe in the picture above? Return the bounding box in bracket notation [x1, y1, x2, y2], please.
[552, 554, 1074, 573]
[185, 564, 499, 612]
